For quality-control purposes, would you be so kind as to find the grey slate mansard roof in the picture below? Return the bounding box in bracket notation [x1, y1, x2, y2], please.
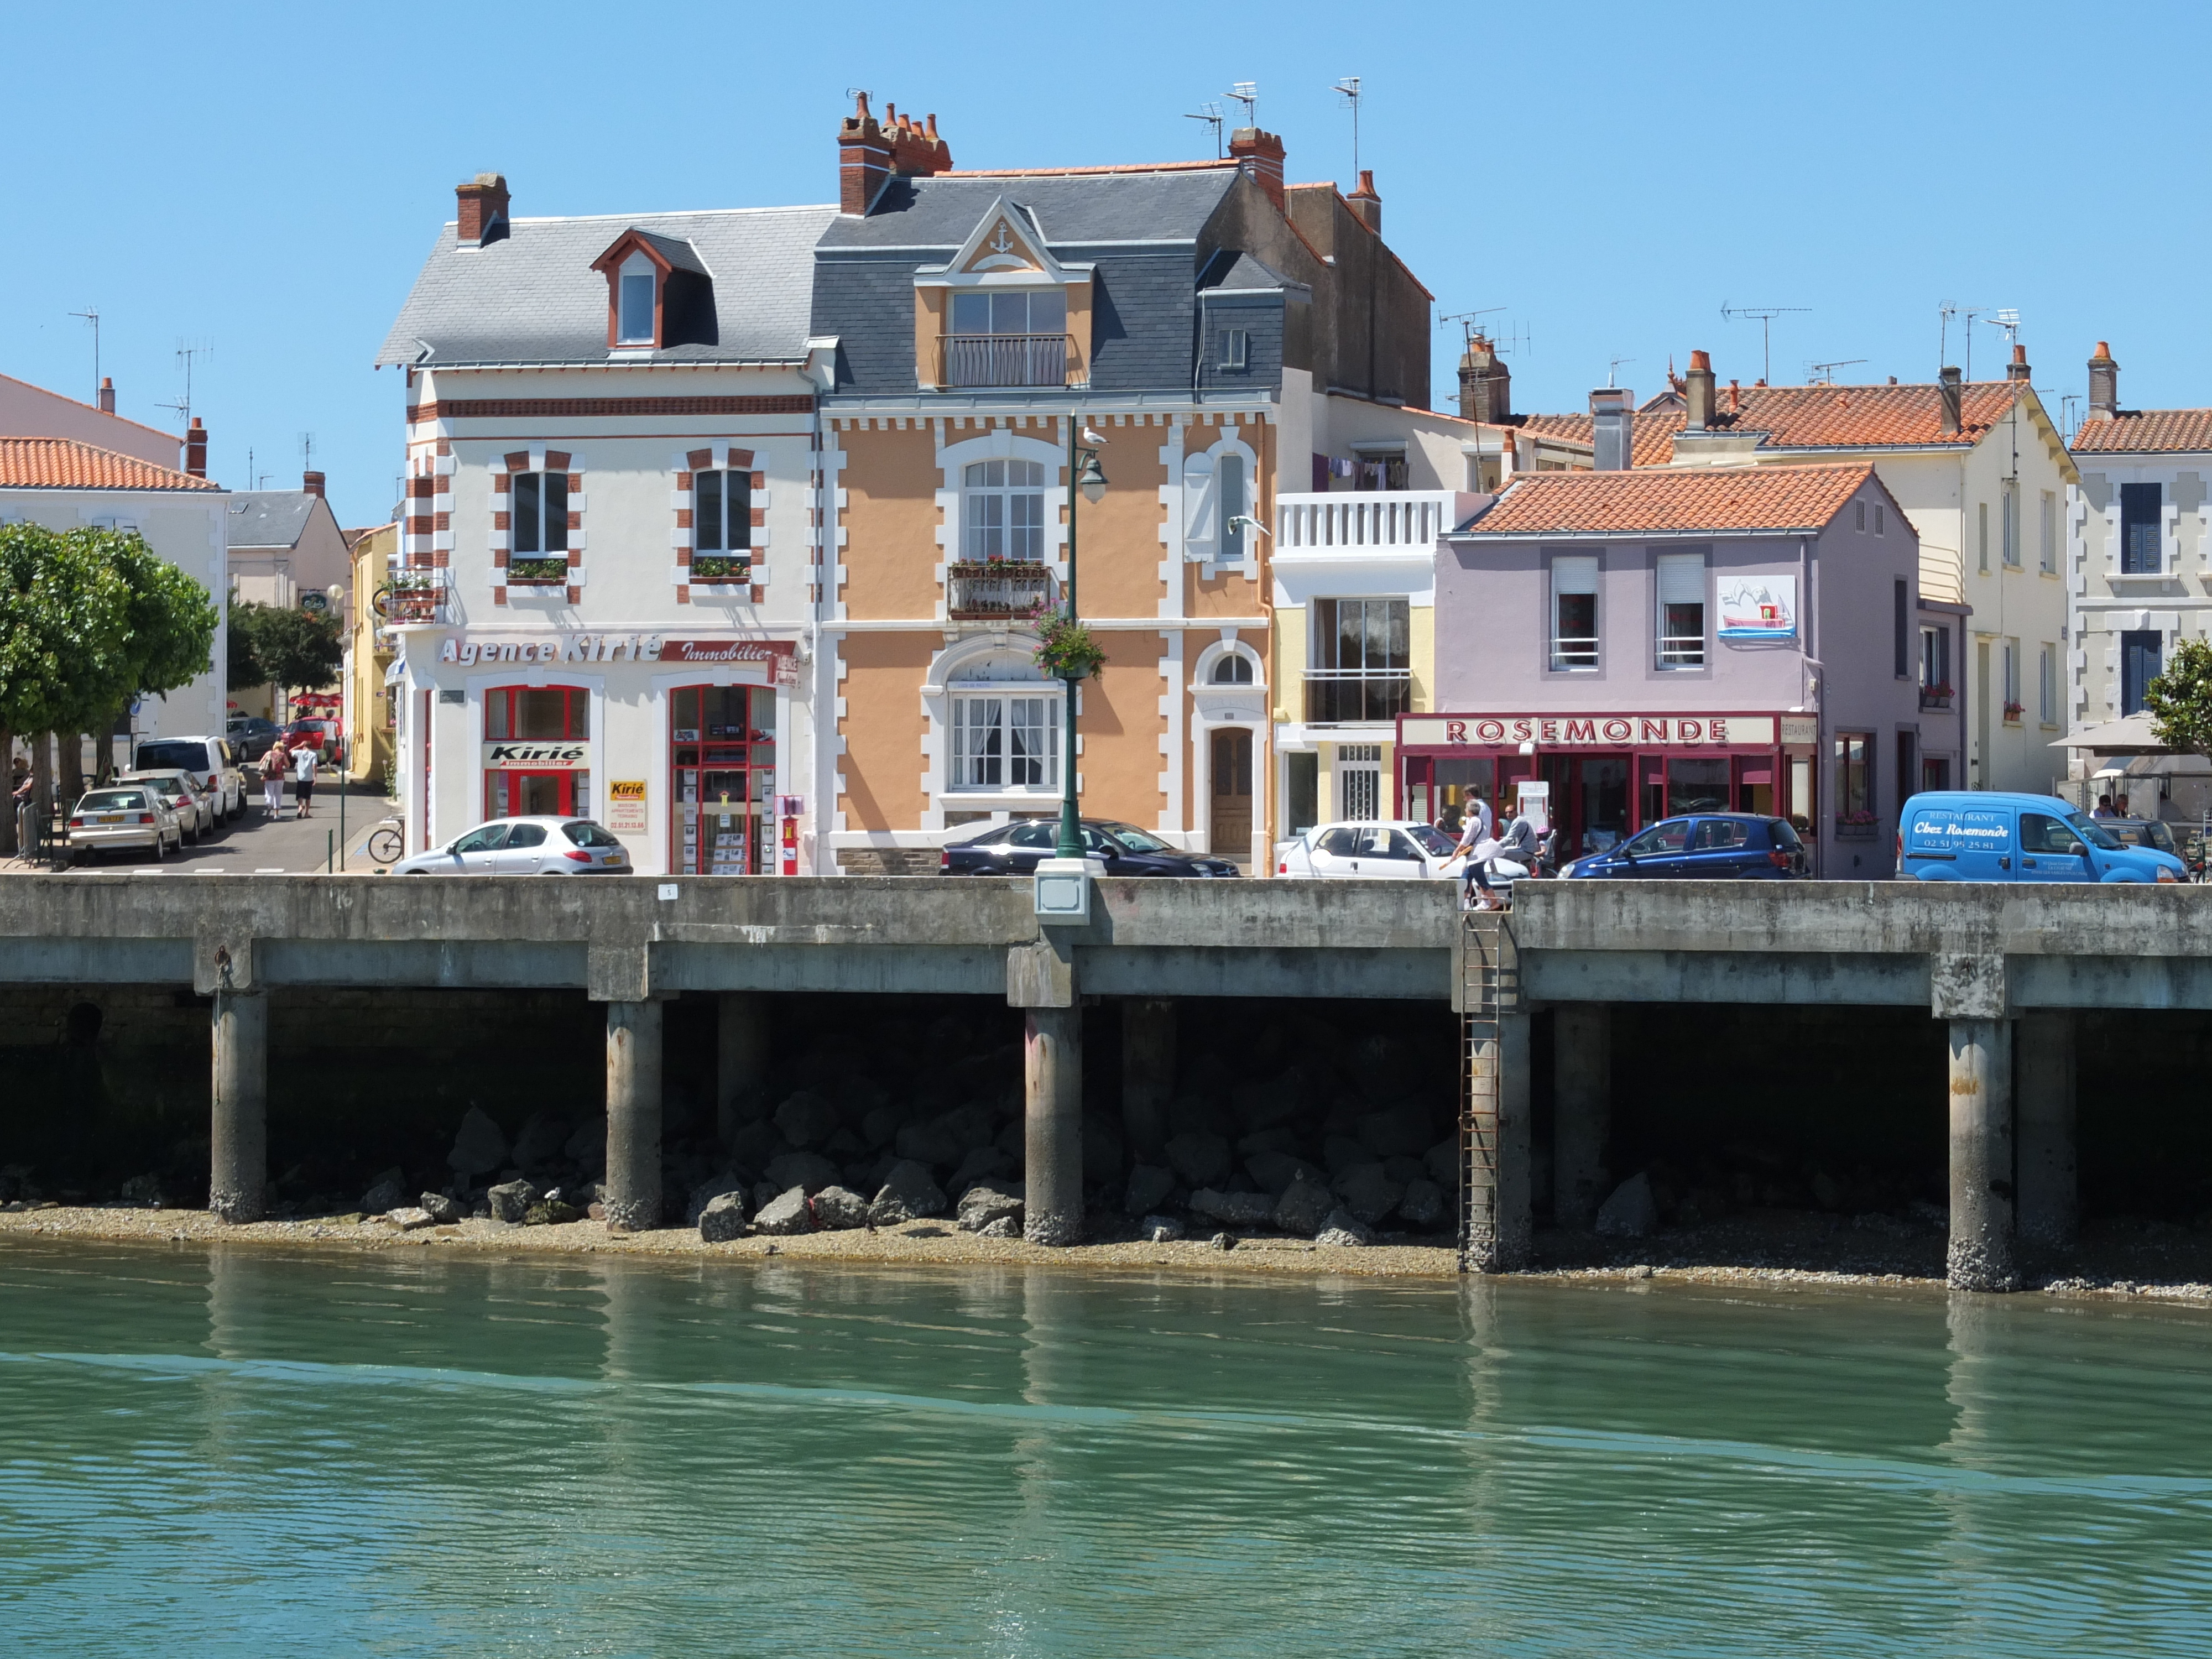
[375, 205, 839, 368]
[226, 491, 324, 549]
[813, 168, 1245, 396]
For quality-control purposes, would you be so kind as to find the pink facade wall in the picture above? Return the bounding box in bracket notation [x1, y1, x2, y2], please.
[0, 373, 182, 469]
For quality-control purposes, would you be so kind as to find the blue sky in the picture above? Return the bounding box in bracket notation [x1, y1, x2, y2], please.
[3, 1, 2205, 527]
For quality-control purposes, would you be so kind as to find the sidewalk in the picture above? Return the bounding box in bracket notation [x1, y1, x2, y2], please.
[2, 770, 399, 876]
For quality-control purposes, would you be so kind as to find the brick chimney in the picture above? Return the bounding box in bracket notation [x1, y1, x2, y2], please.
[184, 417, 207, 478]
[1457, 333, 1511, 424]
[2088, 341, 2119, 420]
[2007, 342, 2032, 382]
[97, 376, 115, 414]
[1939, 366, 1963, 435]
[839, 93, 891, 215]
[1684, 349, 1716, 431]
[1590, 387, 1634, 471]
[455, 173, 510, 248]
[1229, 127, 1286, 211]
[881, 103, 952, 178]
[1346, 168, 1381, 233]
[302, 470, 326, 499]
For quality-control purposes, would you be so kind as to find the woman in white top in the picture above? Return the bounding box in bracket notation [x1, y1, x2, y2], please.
[291, 741, 317, 818]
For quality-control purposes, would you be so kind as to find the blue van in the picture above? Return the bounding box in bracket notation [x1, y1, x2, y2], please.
[1897, 791, 2186, 883]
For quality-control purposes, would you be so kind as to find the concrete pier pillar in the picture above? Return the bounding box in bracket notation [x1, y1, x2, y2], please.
[1024, 1006, 1083, 1246]
[715, 992, 768, 1148]
[1946, 1017, 2018, 1291]
[1552, 1003, 1611, 1229]
[1120, 998, 1175, 1162]
[1464, 1011, 1532, 1271]
[2016, 1010, 2077, 1251]
[208, 988, 268, 1223]
[604, 999, 664, 1233]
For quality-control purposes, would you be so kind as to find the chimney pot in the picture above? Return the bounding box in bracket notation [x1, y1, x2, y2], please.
[302, 470, 326, 499]
[1939, 366, 1963, 435]
[1589, 386, 1635, 471]
[185, 416, 207, 479]
[1684, 351, 1716, 430]
[455, 172, 510, 248]
[2088, 340, 2120, 420]
[97, 376, 115, 414]
[2007, 342, 2032, 382]
[1347, 168, 1381, 232]
[1729, 379, 1741, 411]
[1228, 126, 1287, 212]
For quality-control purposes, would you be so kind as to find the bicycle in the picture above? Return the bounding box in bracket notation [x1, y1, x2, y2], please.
[366, 818, 404, 865]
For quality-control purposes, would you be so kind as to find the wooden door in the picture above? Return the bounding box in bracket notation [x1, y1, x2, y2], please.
[1210, 728, 1253, 858]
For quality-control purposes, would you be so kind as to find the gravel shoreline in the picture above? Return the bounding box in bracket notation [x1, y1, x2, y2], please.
[7, 1203, 2211, 1303]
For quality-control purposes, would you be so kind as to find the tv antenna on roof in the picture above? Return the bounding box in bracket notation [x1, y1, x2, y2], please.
[1441, 307, 1504, 349]
[1332, 76, 1362, 180]
[1183, 101, 1224, 159]
[68, 307, 100, 403]
[1608, 355, 1636, 389]
[1720, 302, 1807, 385]
[1225, 81, 1257, 126]
[1807, 358, 1866, 385]
[156, 339, 211, 431]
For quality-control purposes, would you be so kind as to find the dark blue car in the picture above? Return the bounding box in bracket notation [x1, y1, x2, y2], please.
[1563, 812, 1808, 879]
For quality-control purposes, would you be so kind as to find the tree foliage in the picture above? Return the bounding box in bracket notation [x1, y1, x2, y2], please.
[0, 523, 215, 739]
[2142, 637, 2212, 760]
[229, 599, 342, 693]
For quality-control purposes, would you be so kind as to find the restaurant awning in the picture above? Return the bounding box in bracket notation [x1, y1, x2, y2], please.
[2048, 713, 2171, 754]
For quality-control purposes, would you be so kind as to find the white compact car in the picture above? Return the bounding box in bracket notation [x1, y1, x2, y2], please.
[1274, 820, 1462, 880]
[66, 784, 185, 860]
[390, 816, 633, 875]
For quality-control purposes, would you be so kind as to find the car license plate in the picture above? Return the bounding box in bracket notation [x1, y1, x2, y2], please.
[97, 815, 123, 823]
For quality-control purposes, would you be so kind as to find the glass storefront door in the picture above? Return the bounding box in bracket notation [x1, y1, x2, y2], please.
[488, 770, 576, 818]
[671, 684, 775, 875]
[483, 685, 589, 823]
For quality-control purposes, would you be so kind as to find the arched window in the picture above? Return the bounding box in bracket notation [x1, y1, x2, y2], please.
[963, 458, 1047, 561]
[1212, 653, 1254, 684]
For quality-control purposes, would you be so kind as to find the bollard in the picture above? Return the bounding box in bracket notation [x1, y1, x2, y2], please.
[1023, 1006, 1083, 1246]
[603, 999, 664, 1232]
[209, 988, 268, 1223]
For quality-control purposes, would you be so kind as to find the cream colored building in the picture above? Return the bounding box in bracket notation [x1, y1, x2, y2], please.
[345, 521, 400, 784]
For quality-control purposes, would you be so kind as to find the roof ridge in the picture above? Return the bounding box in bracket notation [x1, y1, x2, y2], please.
[0, 369, 183, 447]
[938, 160, 1239, 178]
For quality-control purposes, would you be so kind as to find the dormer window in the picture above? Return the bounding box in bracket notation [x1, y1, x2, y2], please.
[943, 289, 1068, 387]
[618, 252, 656, 345]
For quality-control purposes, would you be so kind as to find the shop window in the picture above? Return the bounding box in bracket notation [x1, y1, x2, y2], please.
[1667, 758, 1729, 817]
[693, 468, 752, 580]
[1834, 732, 1874, 821]
[951, 692, 1060, 790]
[963, 459, 1047, 562]
[486, 685, 588, 740]
[1655, 552, 1705, 667]
[512, 471, 570, 577]
[1310, 598, 1410, 722]
[670, 684, 776, 876]
[2121, 483, 2162, 573]
[1550, 554, 1599, 670]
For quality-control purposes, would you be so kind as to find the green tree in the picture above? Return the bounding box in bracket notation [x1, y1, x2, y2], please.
[230, 599, 341, 694]
[2143, 637, 2212, 760]
[226, 598, 267, 691]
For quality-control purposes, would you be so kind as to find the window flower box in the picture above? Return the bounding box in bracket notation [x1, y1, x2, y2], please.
[1918, 682, 1954, 711]
[1833, 812, 1881, 841]
[508, 556, 568, 583]
[691, 554, 750, 583]
[2002, 701, 2025, 723]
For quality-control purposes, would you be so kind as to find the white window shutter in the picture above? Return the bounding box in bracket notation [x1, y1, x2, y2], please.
[1183, 451, 1217, 562]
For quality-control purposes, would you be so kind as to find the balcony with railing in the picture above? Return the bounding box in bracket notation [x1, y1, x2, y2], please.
[375, 576, 448, 626]
[1304, 669, 1413, 724]
[937, 334, 1073, 389]
[948, 561, 1056, 623]
[1275, 490, 1479, 554]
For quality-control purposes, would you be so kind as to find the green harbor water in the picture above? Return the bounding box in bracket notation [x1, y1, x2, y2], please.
[2, 1242, 2209, 1656]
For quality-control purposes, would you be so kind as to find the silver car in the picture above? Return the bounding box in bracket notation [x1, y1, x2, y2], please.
[390, 816, 633, 875]
[133, 735, 246, 822]
[118, 769, 216, 841]
[67, 785, 184, 860]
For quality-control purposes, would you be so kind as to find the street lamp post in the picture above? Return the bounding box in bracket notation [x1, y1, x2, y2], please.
[1055, 418, 1108, 860]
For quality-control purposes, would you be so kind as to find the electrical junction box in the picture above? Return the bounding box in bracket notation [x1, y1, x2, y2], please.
[1034, 856, 1104, 924]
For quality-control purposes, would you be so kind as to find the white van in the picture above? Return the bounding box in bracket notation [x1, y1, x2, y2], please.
[133, 735, 246, 822]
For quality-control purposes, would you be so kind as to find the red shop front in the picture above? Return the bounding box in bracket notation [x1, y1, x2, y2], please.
[1396, 711, 1818, 858]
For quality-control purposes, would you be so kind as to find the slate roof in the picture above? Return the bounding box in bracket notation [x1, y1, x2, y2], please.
[1464, 463, 1877, 536]
[2069, 410, 2212, 454]
[816, 167, 1240, 250]
[0, 437, 217, 491]
[1207, 252, 1303, 293]
[376, 205, 839, 367]
[226, 491, 326, 549]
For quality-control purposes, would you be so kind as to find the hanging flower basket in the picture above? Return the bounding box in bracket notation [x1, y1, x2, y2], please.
[1033, 608, 1105, 681]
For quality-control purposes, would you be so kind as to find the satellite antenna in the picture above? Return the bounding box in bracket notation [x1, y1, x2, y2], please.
[1225, 81, 1257, 126]
[1720, 302, 1808, 385]
[1607, 355, 1636, 389]
[1992, 308, 2021, 346]
[156, 340, 211, 431]
[1332, 76, 1362, 180]
[1807, 358, 1866, 385]
[69, 307, 100, 402]
[1183, 101, 1223, 159]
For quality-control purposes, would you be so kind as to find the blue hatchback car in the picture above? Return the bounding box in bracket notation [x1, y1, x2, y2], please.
[1562, 812, 1808, 879]
[1898, 791, 2185, 883]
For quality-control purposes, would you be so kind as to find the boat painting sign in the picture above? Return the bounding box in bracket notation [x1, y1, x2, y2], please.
[1717, 575, 1797, 640]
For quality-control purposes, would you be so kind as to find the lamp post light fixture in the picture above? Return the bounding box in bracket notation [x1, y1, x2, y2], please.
[1052, 419, 1108, 862]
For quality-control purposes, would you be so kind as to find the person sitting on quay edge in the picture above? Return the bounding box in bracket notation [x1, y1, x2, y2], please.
[291, 739, 317, 820]
[2093, 794, 2117, 819]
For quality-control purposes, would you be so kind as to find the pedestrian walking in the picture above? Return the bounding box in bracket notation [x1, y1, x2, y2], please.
[292, 741, 317, 819]
[263, 740, 289, 815]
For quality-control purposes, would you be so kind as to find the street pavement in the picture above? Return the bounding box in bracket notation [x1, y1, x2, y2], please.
[3, 768, 399, 876]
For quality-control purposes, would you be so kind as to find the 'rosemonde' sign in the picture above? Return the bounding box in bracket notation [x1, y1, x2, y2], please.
[1401, 713, 1782, 747]
[432, 634, 797, 667]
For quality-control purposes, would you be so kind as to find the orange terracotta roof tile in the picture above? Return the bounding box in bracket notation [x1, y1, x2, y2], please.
[1466, 463, 1877, 537]
[1712, 381, 2023, 448]
[2069, 409, 2212, 453]
[0, 437, 217, 491]
[1518, 410, 1684, 467]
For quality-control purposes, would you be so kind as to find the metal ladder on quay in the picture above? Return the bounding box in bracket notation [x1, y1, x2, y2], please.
[1458, 909, 1517, 1274]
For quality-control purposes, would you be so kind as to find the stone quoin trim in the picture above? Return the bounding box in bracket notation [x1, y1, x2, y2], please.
[489, 448, 587, 607]
[670, 444, 767, 606]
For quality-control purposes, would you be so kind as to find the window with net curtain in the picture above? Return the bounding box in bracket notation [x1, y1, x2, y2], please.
[1311, 598, 1408, 722]
[951, 693, 1060, 790]
[1655, 551, 1705, 667]
[963, 459, 1047, 562]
